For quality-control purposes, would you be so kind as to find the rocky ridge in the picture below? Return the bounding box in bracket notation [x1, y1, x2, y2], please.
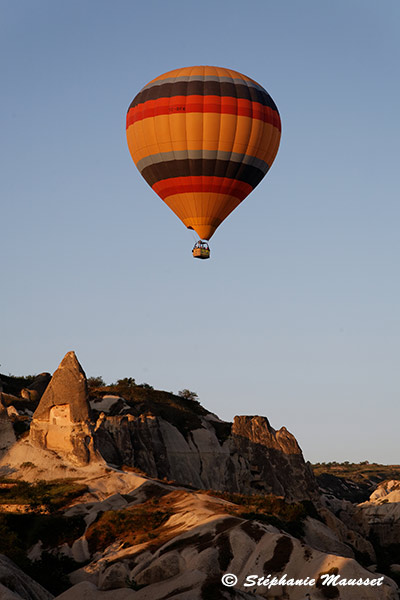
[0, 351, 398, 599]
[4, 351, 317, 501]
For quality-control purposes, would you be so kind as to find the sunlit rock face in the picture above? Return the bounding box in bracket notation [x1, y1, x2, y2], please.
[29, 352, 96, 465]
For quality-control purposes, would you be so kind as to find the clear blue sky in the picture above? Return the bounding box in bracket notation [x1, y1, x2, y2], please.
[1, 0, 399, 464]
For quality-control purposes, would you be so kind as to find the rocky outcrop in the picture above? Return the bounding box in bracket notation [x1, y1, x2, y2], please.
[64, 483, 398, 600]
[95, 412, 318, 501]
[21, 373, 51, 403]
[230, 416, 317, 499]
[0, 398, 16, 453]
[0, 554, 53, 600]
[29, 352, 96, 465]
[2, 352, 319, 499]
[356, 480, 400, 547]
[0, 392, 21, 407]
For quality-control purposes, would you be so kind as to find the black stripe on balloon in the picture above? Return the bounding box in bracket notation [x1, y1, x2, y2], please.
[140, 159, 266, 189]
[129, 81, 279, 112]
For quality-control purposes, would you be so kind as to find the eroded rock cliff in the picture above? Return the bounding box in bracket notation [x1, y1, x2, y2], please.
[93, 403, 317, 500]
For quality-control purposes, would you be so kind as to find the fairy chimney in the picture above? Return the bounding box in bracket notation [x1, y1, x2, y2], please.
[29, 351, 96, 465]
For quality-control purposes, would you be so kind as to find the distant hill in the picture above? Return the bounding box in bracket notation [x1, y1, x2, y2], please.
[312, 462, 400, 503]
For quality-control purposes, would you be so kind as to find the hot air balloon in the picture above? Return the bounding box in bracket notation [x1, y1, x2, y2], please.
[126, 66, 281, 259]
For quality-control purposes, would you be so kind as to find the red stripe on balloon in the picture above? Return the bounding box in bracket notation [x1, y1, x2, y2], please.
[152, 176, 253, 201]
[126, 96, 281, 130]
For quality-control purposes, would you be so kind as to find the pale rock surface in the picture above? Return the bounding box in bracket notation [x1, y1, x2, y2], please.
[303, 516, 355, 558]
[97, 563, 130, 590]
[29, 352, 97, 465]
[0, 583, 23, 600]
[369, 480, 400, 504]
[317, 505, 376, 561]
[20, 389, 39, 402]
[66, 482, 398, 600]
[71, 537, 90, 563]
[90, 396, 129, 414]
[0, 555, 53, 600]
[6, 406, 20, 418]
[27, 542, 43, 562]
[357, 479, 400, 546]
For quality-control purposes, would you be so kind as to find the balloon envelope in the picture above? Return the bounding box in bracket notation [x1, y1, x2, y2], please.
[126, 66, 281, 240]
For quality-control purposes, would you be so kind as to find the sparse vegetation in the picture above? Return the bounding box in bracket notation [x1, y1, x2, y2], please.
[0, 478, 88, 511]
[207, 491, 316, 537]
[86, 502, 171, 553]
[312, 462, 400, 503]
[87, 376, 106, 388]
[178, 389, 198, 401]
[0, 373, 37, 396]
[312, 461, 400, 483]
[88, 378, 208, 439]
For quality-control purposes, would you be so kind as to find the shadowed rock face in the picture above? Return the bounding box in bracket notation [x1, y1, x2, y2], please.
[0, 398, 16, 453]
[21, 373, 51, 403]
[96, 413, 318, 501]
[0, 553, 53, 600]
[29, 352, 95, 465]
[230, 416, 317, 499]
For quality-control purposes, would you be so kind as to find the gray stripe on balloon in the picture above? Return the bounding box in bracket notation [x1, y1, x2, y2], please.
[136, 150, 270, 174]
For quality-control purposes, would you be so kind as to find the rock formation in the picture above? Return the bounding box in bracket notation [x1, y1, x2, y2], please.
[29, 352, 96, 465]
[20, 373, 51, 403]
[1, 352, 399, 599]
[94, 411, 318, 501]
[3, 351, 319, 499]
[357, 480, 400, 547]
[231, 415, 317, 498]
[0, 398, 16, 453]
[61, 479, 398, 600]
[0, 554, 53, 600]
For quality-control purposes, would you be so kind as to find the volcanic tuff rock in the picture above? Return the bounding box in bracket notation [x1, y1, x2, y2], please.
[0, 372, 50, 402]
[63, 483, 398, 600]
[29, 352, 97, 465]
[0, 554, 53, 600]
[3, 351, 317, 499]
[20, 373, 51, 403]
[0, 398, 16, 453]
[95, 412, 318, 501]
[356, 480, 400, 547]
